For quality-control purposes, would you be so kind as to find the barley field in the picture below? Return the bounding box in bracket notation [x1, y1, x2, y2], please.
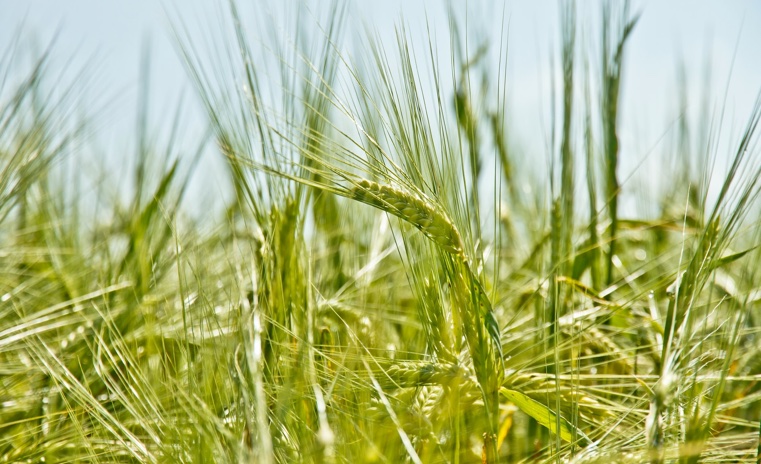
[2, 2, 761, 463]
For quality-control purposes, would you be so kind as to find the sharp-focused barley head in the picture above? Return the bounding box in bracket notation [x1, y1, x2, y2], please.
[349, 179, 465, 256]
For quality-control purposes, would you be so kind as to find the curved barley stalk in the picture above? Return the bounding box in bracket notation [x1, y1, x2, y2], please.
[347, 177, 505, 457]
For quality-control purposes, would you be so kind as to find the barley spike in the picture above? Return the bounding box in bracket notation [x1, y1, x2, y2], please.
[349, 179, 464, 256]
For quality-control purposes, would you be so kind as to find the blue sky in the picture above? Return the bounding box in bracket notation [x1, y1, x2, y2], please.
[2, 1, 761, 215]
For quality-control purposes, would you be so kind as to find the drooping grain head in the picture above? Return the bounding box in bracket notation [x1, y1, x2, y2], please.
[349, 179, 465, 256]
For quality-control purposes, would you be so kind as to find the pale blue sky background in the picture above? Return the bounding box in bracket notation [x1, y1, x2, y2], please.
[2, 1, 761, 215]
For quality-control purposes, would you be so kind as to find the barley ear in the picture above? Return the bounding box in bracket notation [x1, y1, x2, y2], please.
[349, 179, 465, 256]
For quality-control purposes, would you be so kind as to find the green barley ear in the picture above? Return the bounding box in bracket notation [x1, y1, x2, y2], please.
[349, 179, 465, 256]
[377, 361, 465, 389]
